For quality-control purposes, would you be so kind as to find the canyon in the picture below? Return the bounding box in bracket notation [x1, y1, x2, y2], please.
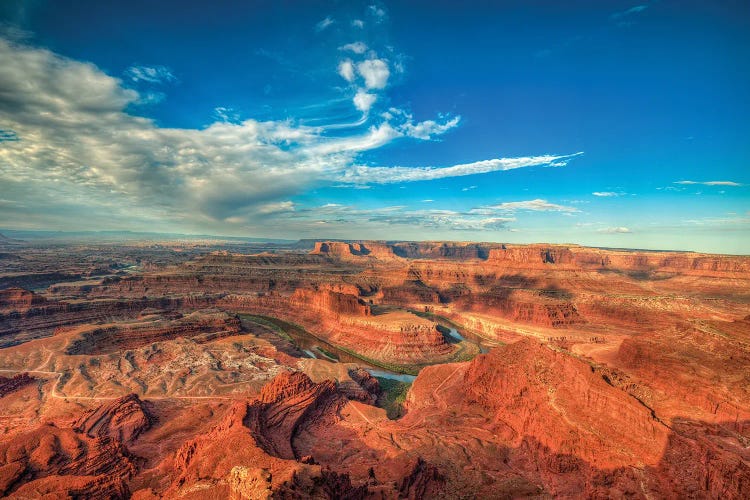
[0, 237, 748, 498]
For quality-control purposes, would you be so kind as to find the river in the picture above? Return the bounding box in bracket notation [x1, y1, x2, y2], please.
[240, 312, 493, 379]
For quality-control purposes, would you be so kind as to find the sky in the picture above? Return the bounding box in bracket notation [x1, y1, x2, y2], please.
[0, 1, 748, 254]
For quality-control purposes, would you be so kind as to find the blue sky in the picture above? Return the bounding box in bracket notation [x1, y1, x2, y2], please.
[0, 1, 748, 253]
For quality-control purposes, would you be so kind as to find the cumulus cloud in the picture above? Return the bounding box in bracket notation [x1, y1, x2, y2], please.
[357, 59, 390, 89]
[0, 38, 582, 234]
[674, 180, 743, 187]
[124, 65, 176, 84]
[598, 227, 632, 234]
[339, 42, 368, 54]
[338, 59, 355, 82]
[352, 19, 364, 28]
[353, 90, 377, 112]
[315, 16, 334, 32]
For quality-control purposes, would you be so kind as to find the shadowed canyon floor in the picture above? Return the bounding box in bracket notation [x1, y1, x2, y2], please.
[0, 237, 749, 498]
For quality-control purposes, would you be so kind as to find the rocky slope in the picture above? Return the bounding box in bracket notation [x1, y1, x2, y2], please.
[400, 338, 750, 497]
[0, 394, 152, 498]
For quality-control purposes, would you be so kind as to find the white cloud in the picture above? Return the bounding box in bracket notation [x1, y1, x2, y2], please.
[357, 59, 390, 89]
[338, 59, 355, 82]
[598, 227, 632, 234]
[339, 42, 368, 54]
[315, 16, 334, 32]
[421, 199, 434, 203]
[483, 199, 580, 213]
[401, 116, 461, 140]
[611, 5, 648, 20]
[214, 106, 240, 123]
[674, 180, 743, 187]
[592, 191, 622, 197]
[352, 19, 364, 28]
[338, 154, 582, 185]
[368, 5, 387, 21]
[353, 90, 377, 113]
[124, 65, 176, 84]
[0, 23, 34, 42]
[462, 185, 477, 192]
[292, 203, 516, 231]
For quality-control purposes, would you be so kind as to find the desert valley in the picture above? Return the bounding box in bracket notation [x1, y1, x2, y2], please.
[1, 3, 748, 497]
[0, 234, 748, 498]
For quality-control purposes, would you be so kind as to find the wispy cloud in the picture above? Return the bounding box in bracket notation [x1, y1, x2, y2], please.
[401, 115, 461, 140]
[598, 226, 632, 234]
[368, 5, 387, 22]
[339, 42, 368, 54]
[315, 16, 334, 32]
[214, 106, 240, 123]
[592, 191, 624, 197]
[674, 180, 743, 187]
[611, 5, 648, 21]
[290, 204, 516, 232]
[338, 154, 581, 185]
[0, 22, 33, 42]
[124, 65, 176, 84]
[480, 199, 580, 213]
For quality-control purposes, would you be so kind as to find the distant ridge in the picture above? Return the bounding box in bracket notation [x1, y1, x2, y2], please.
[0, 229, 293, 244]
[0, 232, 21, 244]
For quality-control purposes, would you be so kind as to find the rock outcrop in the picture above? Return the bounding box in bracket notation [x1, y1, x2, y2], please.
[247, 372, 345, 460]
[63, 309, 241, 355]
[0, 288, 48, 313]
[167, 372, 367, 498]
[0, 373, 35, 398]
[403, 338, 750, 497]
[73, 393, 153, 444]
[0, 423, 136, 498]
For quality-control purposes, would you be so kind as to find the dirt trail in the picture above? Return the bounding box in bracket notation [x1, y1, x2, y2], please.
[0, 368, 239, 402]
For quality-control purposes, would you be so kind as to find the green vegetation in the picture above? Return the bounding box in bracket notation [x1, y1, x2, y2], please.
[237, 314, 293, 341]
[376, 377, 412, 419]
[335, 345, 422, 375]
[237, 311, 452, 375]
[314, 345, 339, 361]
[409, 309, 505, 346]
[435, 323, 451, 335]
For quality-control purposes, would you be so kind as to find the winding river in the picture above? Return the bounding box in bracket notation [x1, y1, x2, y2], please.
[240, 312, 493, 380]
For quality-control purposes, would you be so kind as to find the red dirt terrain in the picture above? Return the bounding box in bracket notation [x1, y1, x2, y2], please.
[0, 239, 748, 498]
